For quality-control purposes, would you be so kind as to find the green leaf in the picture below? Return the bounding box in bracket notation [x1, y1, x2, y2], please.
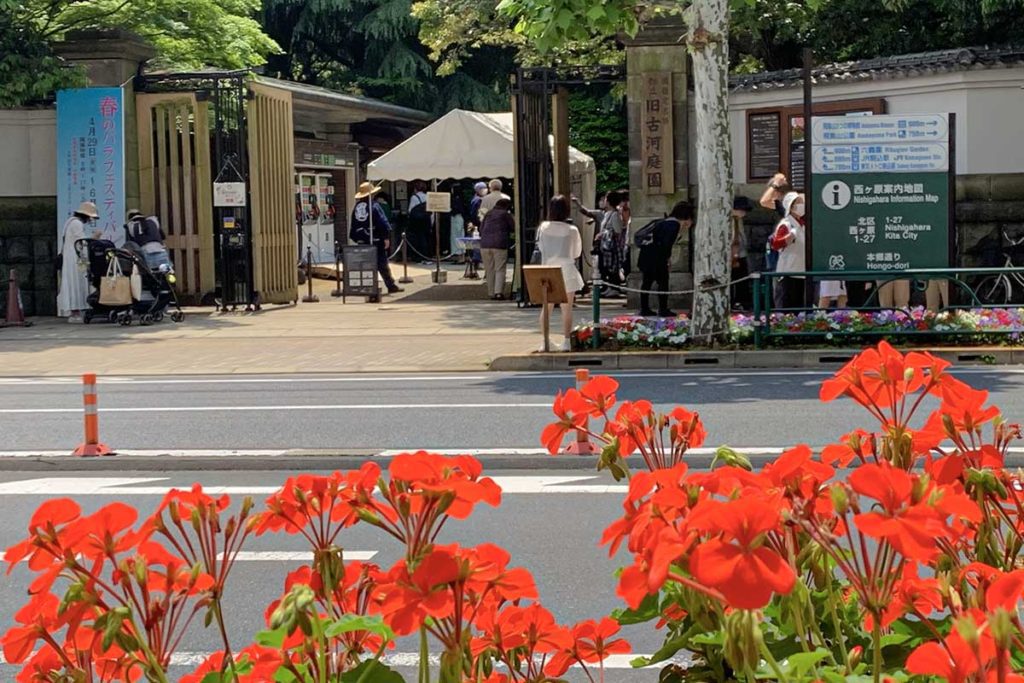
[585, 5, 606, 22]
[645, 633, 692, 665]
[325, 613, 396, 640]
[256, 627, 286, 649]
[340, 660, 404, 683]
[612, 592, 660, 625]
[784, 648, 830, 677]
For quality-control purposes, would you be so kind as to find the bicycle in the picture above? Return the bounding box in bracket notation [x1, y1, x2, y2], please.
[974, 229, 1024, 305]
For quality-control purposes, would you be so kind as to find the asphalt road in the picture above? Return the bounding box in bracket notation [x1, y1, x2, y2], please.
[0, 468, 673, 682]
[2, 367, 1023, 454]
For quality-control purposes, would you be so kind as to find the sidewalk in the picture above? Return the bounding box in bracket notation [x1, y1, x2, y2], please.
[0, 263, 565, 376]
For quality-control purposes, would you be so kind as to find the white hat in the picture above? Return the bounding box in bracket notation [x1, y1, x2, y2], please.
[781, 192, 801, 216]
[76, 201, 99, 219]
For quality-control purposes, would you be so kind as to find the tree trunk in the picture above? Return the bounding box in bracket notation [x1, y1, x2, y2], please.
[687, 0, 733, 343]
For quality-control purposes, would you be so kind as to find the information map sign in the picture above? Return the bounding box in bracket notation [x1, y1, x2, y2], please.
[810, 114, 953, 275]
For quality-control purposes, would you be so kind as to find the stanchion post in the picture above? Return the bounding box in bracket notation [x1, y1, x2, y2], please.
[72, 373, 113, 457]
[591, 277, 602, 350]
[563, 368, 600, 455]
[331, 241, 343, 297]
[752, 273, 763, 349]
[303, 245, 320, 303]
[399, 234, 413, 284]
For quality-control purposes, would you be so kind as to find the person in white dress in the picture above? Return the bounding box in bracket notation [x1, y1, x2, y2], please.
[57, 201, 100, 321]
[535, 195, 584, 352]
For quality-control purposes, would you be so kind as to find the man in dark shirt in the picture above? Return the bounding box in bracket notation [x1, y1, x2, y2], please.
[638, 201, 694, 317]
[350, 182, 403, 294]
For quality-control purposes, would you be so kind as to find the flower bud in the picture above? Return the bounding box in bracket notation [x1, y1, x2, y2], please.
[240, 496, 254, 518]
[942, 413, 957, 438]
[989, 609, 1014, 649]
[723, 610, 761, 674]
[714, 446, 752, 472]
[954, 616, 980, 648]
[830, 485, 849, 515]
[848, 645, 863, 671]
[134, 558, 147, 585]
[911, 474, 930, 505]
[903, 367, 915, 383]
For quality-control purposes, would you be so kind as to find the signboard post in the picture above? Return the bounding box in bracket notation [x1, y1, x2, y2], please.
[811, 113, 954, 276]
[56, 88, 125, 247]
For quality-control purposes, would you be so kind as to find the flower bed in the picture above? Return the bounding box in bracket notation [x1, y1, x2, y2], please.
[572, 307, 1024, 350]
[5, 342, 1024, 682]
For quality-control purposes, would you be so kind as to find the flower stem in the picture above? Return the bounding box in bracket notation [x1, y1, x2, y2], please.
[872, 617, 882, 683]
[759, 639, 789, 682]
[419, 626, 431, 683]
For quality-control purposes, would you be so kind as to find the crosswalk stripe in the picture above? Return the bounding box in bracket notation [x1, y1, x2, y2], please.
[0, 651, 688, 669]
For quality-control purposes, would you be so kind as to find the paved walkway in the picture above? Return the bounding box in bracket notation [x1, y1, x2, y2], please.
[0, 264, 590, 376]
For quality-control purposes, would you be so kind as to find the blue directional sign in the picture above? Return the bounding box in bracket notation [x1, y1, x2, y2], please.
[811, 114, 948, 145]
[812, 143, 948, 174]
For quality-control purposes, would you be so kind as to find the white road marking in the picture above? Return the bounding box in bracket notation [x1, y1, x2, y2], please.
[0, 651, 688, 669]
[15, 550, 379, 564]
[229, 551, 377, 562]
[0, 365, 1016, 387]
[0, 376, 489, 386]
[376, 446, 788, 457]
[0, 476, 628, 496]
[0, 403, 552, 415]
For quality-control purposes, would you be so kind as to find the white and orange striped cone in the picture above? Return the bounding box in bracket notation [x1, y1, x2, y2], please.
[72, 373, 114, 456]
[563, 368, 601, 456]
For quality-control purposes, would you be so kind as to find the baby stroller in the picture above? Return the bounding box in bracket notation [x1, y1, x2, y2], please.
[75, 238, 185, 325]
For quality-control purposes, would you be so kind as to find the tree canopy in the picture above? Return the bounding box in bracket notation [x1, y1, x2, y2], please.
[1, 0, 278, 106]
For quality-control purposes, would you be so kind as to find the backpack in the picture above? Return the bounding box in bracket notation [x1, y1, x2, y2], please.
[633, 219, 660, 249]
[409, 194, 428, 221]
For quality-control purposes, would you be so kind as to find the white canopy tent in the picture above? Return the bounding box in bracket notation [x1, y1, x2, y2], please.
[366, 109, 596, 191]
[366, 109, 599, 277]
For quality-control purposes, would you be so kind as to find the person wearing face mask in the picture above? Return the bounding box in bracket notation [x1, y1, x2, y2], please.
[769, 192, 807, 309]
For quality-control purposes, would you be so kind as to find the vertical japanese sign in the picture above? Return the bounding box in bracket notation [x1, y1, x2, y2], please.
[57, 88, 125, 247]
[811, 114, 952, 274]
[641, 73, 674, 195]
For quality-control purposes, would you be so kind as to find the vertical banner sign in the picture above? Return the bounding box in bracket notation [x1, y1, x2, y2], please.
[811, 114, 951, 274]
[57, 88, 126, 247]
[641, 73, 674, 195]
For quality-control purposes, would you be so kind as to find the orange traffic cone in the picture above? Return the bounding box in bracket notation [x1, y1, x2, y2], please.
[72, 374, 114, 457]
[1, 269, 32, 327]
[563, 368, 601, 456]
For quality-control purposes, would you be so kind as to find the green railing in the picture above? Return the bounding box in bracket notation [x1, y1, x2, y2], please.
[753, 267, 1024, 349]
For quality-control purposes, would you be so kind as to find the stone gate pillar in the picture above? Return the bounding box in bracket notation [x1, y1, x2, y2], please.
[55, 29, 156, 214]
[623, 18, 691, 308]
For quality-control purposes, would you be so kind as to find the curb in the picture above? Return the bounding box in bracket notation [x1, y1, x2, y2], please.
[489, 347, 1023, 371]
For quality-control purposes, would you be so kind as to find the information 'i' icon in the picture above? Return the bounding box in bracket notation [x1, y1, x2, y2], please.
[822, 180, 852, 210]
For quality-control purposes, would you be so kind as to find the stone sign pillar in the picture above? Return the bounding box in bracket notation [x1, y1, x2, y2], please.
[623, 18, 691, 307]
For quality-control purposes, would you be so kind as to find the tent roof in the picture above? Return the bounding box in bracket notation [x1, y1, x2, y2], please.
[366, 109, 594, 182]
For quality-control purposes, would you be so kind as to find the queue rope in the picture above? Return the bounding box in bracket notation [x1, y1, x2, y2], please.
[596, 273, 757, 297]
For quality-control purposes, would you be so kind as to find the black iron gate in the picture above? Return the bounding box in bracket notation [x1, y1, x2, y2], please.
[511, 66, 625, 302]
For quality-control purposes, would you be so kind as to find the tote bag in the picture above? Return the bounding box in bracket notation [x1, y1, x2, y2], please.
[129, 263, 143, 301]
[99, 257, 132, 306]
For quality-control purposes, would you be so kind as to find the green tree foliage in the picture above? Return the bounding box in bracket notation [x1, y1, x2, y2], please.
[1, 0, 278, 106]
[0, 13, 85, 107]
[261, 0, 511, 112]
[568, 90, 629, 193]
[733, 0, 1024, 73]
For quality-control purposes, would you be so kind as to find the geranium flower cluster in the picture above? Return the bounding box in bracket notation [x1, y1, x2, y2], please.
[542, 341, 1024, 681]
[3, 452, 628, 683]
[572, 307, 1024, 350]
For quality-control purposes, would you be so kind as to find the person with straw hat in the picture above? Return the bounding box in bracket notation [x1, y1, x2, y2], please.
[350, 181, 403, 295]
[57, 201, 101, 322]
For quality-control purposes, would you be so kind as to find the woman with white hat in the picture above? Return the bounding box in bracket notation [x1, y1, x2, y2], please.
[57, 201, 101, 322]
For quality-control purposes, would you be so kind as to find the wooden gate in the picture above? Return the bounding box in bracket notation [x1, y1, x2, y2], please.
[247, 84, 297, 304]
[136, 93, 215, 302]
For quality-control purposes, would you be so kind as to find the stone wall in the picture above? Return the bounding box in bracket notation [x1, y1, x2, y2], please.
[0, 197, 58, 317]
